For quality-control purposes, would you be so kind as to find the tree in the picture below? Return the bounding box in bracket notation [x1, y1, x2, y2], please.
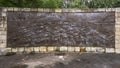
[88, 0, 120, 8]
[69, 0, 89, 8]
[0, 0, 120, 8]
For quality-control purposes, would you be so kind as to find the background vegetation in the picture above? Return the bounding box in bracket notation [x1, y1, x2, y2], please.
[0, 0, 120, 8]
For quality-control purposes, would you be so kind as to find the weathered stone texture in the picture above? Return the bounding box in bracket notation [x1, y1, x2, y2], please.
[68, 47, 75, 52]
[115, 39, 120, 45]
[106, 48, 115, 53]
[38, 8, 43, 12]
[116, 13, 120, 18]
[40, 46, 47, 52]
[24, 47, 34, 53]
[86, 47, 105, 53]
[7, 8, 14, 11]
[116, 8, 120, 12]
[47, 47, 55, 52]
[55, 9, 62, 12]
[116, 49, 120, 53]
[74, 47, 80, 52]
[6, 48, 12, 52]
[0, 8, 120, 54]
[34, 47, 40, 53]
[7, 12, 115, 47]
[60, 46, 68, 51]
[0, 8, 7, 55]
[11, 48, 17, 52]
[115, 10, 120, 53]
[0, 48, 8, 55]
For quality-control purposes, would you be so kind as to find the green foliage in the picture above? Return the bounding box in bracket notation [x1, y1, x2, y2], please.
[69, 0, 89, 9]
[43, 0, 62, 8]
[69, 0, 120, 8]
[0, 0, 63, 8]
[0, 0, 120, 8]
[88, 0, 120, 8]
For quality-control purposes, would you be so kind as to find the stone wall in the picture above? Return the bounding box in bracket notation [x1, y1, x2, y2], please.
[115, 8, 120, 53]
[0, 8, 120, 55]
[7, 11, 115, 47]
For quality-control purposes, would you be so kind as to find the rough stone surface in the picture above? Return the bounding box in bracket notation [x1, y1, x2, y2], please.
[60, 47, 68, 51]
[96, 47, 105, 53]
[18, 47, 24, 52]
[74, 47, 80, 52]
[55, 9, 62, 12]
[86, 47, 105, 53]
[40, 47, 47, 52]
[106, 48, 115, 53]
[68, 47, 74, 52]
[116, 49, 120, 53]
[0, 8, 120, 54]
[24, 47, 33, 53]
[11, 48, 17, 52]
[47, 47, 55, 52]
[7, 12, 115, 47]
[0, 48, 8, 55]
[34, 47, 40, 52]
[85, 47, 91, 52]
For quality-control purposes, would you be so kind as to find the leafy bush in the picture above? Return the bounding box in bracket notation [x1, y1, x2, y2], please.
[0, 0, 119, 8]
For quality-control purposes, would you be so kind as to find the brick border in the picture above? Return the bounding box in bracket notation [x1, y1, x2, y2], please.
[0, 8, 120, 55]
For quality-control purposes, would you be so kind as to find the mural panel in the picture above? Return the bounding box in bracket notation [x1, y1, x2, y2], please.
[7, 11, 115, 47]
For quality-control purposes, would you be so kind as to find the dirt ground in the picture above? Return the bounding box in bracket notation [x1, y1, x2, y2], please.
[0, 53, 120, 68]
